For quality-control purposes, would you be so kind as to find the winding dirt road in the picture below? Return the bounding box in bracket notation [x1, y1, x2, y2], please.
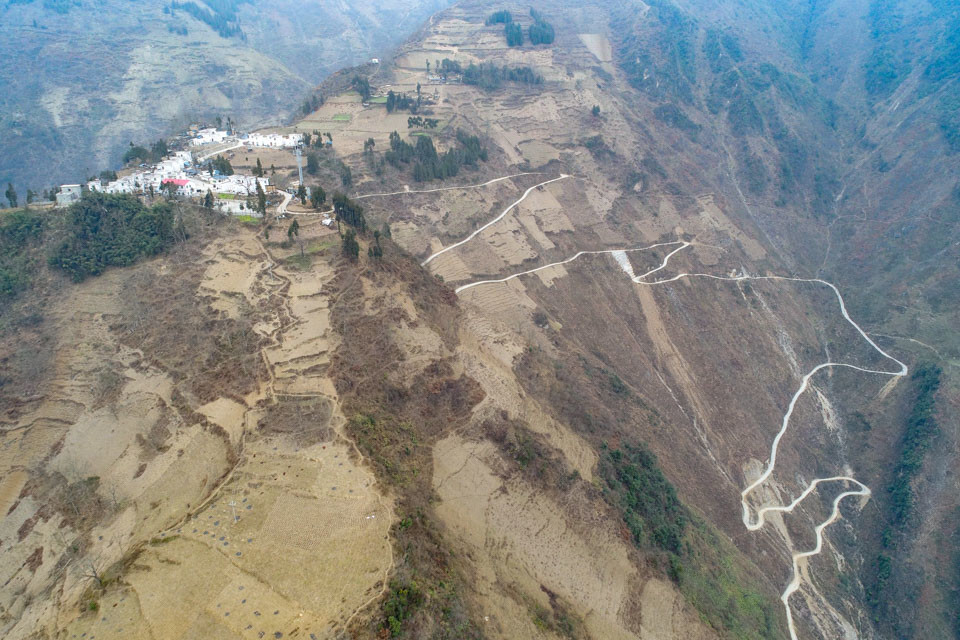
[353, 172, 544, 200]
[452, 240, 908, 640]
[197, 141, 244, 162]
[421, 174, 570, 266]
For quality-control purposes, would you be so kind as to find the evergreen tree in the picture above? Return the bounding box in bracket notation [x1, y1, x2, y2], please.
[211, 155, 233, 175]
[485, 10, 512, 25]
[255, 158, 264, 177]
[5, 183, 18, 208]
[310, 185, 326, 209]
[256, 181, 267, 215]
[307, 152, 319, 175]
[528, 9, 556, 45]
[204, 190, 215, 208]
[297, 183, 307, 205]
[332, 192, 366, 232]
[288, 219, 303, 256]
[341, 228, 359, 260]
[505, 22, 523, 46]
[352, 75, 372, 101]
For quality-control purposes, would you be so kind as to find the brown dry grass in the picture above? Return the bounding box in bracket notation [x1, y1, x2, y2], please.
[111, 239, 268, 406]
[324, 244, 487, 639]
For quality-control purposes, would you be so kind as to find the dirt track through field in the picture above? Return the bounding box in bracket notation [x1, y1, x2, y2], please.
[455, 240, 908, 640]
[421, 174, 570, 266]
[353, 172, 544, 199]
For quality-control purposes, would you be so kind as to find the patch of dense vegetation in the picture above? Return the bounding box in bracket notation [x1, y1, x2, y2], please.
[352, 75, 371, 102]
[703, 28, 743, 74]
[616, 0, 698, 103]
[384, 130, 487, 182]
[516, 347, 785, 638]
[864, 0, 909, 99]
[0, 209, 45, 300]
[49, 192, 177, 281]
[122, 139, 169, 165]
[922, 3, 960, 151]
[167, 0, 249, 38]
[301, 92, 325, 115]
[528, 9, 555, 45]
[600, 442, 685, 553]
[208, 155, 234, 175]
[599, 442, 780, 638]
[505, 21, 523, 46]
[485, 10, 511, 26]
[385, 89, 422, 114]
[462, 62, 542, 91]
[868, 363, 942, 611]
[331, 192, 366, 233]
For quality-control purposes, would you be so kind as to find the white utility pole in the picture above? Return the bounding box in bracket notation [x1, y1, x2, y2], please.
[295, 142, 304, 186]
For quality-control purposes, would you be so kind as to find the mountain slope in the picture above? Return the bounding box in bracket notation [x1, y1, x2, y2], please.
[0, 0, 451, 194]
[0, 0, 957, 639]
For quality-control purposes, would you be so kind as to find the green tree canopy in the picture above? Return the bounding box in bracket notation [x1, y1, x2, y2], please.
[49, 192, 176, 281]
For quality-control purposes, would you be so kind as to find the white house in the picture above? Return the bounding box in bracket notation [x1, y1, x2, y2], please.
[242, 133, 303, 148]
[190, 128, 230, 147]
[55, 184, 82, 207]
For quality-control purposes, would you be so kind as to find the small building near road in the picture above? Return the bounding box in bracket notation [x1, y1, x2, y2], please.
[55, 184, 82, 207]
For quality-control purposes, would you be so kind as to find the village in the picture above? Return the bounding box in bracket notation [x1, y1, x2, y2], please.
[53, 126, 312, 218]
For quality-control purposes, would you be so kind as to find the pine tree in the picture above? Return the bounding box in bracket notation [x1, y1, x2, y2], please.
[256, 181, 267, 215]
[256, 158, 264, 177]
[310, 185, 326, 209]
[5, 183, 17, 208]
[297, 183, 307, 205]
[342, 228, 359, 260]
[204, 190, 214, 208]
[288, 219, 303, 256]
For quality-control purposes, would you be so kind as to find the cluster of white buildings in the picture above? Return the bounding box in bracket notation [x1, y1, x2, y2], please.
[240, 132, 303, 148]
[83, 149, 269, 205]
[190, 128, 230, 146]
[57, 126, 310, 211]
[188, 128, 302, 150]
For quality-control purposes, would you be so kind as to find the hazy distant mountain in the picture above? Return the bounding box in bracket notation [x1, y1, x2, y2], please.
[0, 0, 451, 193]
